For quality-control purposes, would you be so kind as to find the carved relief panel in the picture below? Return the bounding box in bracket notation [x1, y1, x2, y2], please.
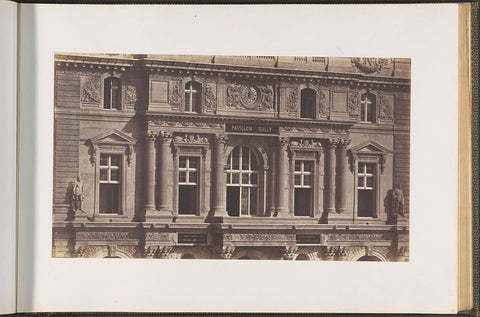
[225, 81, 275, 111]
[80, 75, 101, 106]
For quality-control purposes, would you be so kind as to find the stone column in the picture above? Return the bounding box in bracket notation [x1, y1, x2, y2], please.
[157, 132, 172, 213]
[211, 134, 228, 217]
[325, 139, 337, 213]
[336, 139, 351, 213]
[275, 138, 289, 216]
[143, 132, 157, 213]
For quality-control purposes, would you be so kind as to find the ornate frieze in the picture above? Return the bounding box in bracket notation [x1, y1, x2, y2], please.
[145, 232, 174, 241]
[289, 139, 323, 149]
[76, 232, 130, 240]
[151, 120, 224, 129]
[326, 233, 385, 242]
[351, 58, 392, 74]
[223, 233, 295, 242]
[81, 76, 101, 103]
[125, 85, 137, 105]
[75, 246, 107, 258]
[173, 134, 209, 144]
[286, 87, 299, 112]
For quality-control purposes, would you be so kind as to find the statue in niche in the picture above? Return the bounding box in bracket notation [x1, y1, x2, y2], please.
[71, 175, 85, 212]
[391, 183, 405, 216]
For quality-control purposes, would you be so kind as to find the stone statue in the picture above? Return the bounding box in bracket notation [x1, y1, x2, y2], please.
[72, 176, 85, 212]
[391, 183, 405, 216]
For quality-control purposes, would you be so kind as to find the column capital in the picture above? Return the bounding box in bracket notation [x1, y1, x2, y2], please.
[327, 139, 338, 148]
[146, 131, 157, 142]
[278, 137, 290, 148]
[337, 139, 351, 148]
[215, 246, 235, 259]
[158, 131, 173, 143]
[214, 133, 228, 144]
[282, 246, 298, 260]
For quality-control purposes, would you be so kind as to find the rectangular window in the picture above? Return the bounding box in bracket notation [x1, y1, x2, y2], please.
[99, 154, 121, 214]
[178, 156, 198, 215]
[358, 162, 376, 217]
[294, 160, 313, 216]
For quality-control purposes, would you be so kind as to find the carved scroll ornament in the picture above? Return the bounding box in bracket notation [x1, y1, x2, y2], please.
[351, 58, 392, 74]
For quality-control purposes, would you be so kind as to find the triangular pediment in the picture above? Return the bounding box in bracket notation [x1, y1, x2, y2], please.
[89, 129, 136, 145]
[349, 140, 392, 154]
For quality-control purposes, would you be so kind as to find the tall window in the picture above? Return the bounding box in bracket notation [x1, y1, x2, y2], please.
[184, 81, 201, 113]
[300, 88, 316, 119]
[178, 156, 198, 215]
[360, 93, 376, 123]
[104, 77, 121, 110]
[226, 146, 258, 216]
[99, 154, 121, 214]
[357, 163, 375, 217]
[294, 160, 312, 216]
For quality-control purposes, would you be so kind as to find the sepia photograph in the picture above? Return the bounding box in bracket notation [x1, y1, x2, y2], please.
[52, 54, 410, 261]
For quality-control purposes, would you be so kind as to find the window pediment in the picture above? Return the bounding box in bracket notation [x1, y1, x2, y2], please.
[89, 129, 137, 166]
[348, 140, 392, 174]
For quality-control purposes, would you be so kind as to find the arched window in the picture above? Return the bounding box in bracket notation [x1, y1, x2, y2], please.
[300, 88, 316, 119]
[184, 81, 201, 113]
[226, 146, 258, 216]
[181, 253, 196, 259]
[104, 77, 121, 110]
[360, 93, 376, 123]
[357, 255, 381, 261]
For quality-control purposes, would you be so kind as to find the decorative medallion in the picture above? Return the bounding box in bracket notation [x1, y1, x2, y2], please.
[81, 76, 101, 103]
[351, 58, 392, 74]
[240, 85, 258, 107]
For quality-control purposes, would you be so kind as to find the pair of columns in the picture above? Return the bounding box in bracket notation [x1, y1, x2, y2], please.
[143, 132, 229, 218]
[144, 131, 172, 215]
[275, 138, 350, 216]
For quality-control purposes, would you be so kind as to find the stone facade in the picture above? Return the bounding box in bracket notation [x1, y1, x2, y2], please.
[52, 54, 410, 261]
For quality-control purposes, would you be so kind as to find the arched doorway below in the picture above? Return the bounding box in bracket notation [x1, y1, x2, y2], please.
[238, 256, 260, 260]
[181, 253, 196, 259]
[295, 254, 310, 260]
[357, 255, 381, 261]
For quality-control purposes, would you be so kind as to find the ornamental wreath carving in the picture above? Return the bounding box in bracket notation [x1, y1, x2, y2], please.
[286, 87, 299, 112]
[81, 76, 101, 103]
[351, 58, 392, 74]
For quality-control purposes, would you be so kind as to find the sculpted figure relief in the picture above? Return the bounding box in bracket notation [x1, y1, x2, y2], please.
[391, 183, 405, 216]
[72, 175, 85, 212]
